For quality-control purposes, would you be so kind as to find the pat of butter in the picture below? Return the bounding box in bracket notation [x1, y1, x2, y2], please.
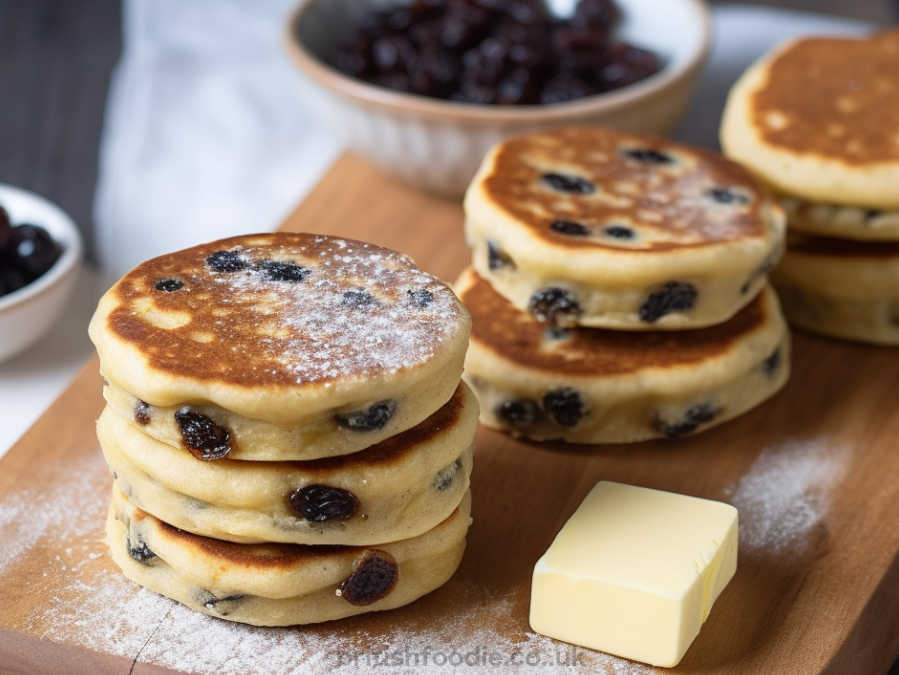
[530, 481, 738, 668]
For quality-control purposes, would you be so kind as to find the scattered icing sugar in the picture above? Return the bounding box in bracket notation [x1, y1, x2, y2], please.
[34, 571, 171, 659]
[212, 240, 461, 383]
[723, 440, 846, 554]
[33, 571, 646, 674]
[0, 453, 108, 576]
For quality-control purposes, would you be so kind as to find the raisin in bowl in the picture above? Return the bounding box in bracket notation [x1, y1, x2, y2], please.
[0, 184, 82, 361]
[285, 0, 709, 195]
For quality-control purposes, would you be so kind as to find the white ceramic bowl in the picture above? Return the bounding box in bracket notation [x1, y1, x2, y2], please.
[286, 0, 711, 196]
[0, 184, 82, 361]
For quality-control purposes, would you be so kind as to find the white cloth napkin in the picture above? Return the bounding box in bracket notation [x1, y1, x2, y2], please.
[93, 0, 340, 281]
[92, 3, 866, 281]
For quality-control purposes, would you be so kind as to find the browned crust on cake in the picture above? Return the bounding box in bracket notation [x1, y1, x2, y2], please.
[480, 128, 771, 251]
[461, 271, 770, 375]
[786, 232, 899, 259]
[128, 495, 463, 569]
[751, 30, 899, 164]
[156, 522, 351, 563]
[104, 232, 465, 388]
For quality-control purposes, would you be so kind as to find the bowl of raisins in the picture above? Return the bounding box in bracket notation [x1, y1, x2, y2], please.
[285, 0, 710, 195]
[0, 184, 82, 361]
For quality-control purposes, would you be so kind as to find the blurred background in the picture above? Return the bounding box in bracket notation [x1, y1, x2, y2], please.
[0, 0, 897, 459]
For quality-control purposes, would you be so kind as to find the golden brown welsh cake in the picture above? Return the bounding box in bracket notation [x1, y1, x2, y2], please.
[722, 31, 899, 345]
[456, 267, 789, 444]
[89, 233, 471, 461]
[92, 232, 477, 626]
[107, 486, 471, 626]
[100, 384, 477, 545]
[464, 128, 785, 330]
[772, 234, 899, 345]
[721, 30, 899, 215]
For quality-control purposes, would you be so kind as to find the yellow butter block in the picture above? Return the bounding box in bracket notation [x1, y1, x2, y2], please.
[529, 481, 738, 668]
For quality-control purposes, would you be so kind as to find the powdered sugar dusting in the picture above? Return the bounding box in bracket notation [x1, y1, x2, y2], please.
[0, 491, 39, 576]
[0, 453, 108, 576]
[214, 237, 461, 383]
[33, 571, 645, 674]
[724, 440, 846, 554]
[33, 570, 171, 658]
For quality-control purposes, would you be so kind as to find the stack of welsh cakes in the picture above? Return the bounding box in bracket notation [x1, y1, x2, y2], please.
[459, 128, 790, 444]
[88, 232, 475, 626]
[722, 30, 899, 346]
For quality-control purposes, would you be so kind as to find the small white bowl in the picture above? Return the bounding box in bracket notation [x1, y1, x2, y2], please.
[286, 0, 711, 196]
[0, 184, 82, 362]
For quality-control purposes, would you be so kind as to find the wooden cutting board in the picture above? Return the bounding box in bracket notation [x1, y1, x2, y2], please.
[1, 153, 897, 675]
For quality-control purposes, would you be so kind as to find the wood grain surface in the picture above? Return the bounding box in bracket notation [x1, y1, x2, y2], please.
[0, 153, 897, 675]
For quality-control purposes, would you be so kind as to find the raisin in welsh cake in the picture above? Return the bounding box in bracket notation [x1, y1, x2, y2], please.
[99, 385, 477, 545]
